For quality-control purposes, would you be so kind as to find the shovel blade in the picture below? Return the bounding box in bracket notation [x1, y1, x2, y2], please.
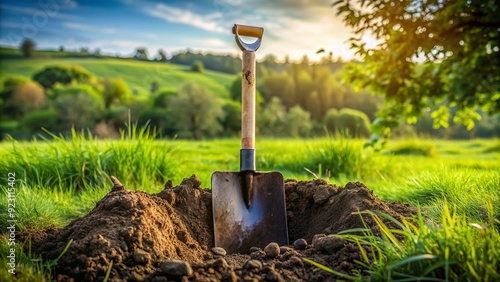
[212, 171, 288, 254]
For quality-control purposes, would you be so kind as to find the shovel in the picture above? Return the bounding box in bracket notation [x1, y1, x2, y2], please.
[211, 24, 289, 254]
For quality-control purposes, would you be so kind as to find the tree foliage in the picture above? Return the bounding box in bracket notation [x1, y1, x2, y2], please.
[101, 77, 132, 109]
[333, 0, 500, 139]
[52, 84, 105, 129]
[20, 38, 36, 58]
[33, 65, 94, 89]
[169, 83, 223, 139]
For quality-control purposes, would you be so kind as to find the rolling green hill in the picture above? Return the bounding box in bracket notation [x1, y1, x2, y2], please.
[0, 48, 235, 98]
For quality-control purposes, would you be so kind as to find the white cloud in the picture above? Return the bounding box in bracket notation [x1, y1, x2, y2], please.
[62, 22, 90, 30]
[143, 3, 225, 34]
[63, 22, 117, 34]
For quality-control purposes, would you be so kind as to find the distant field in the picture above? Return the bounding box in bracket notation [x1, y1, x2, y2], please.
[0, 49, 234, 97]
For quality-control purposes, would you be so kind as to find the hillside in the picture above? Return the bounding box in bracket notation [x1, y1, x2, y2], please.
[0, 48, 234, 98]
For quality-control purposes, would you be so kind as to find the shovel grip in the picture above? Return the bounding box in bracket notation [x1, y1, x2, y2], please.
[241, 50, 255, 150]
[233, 24, 264, 52]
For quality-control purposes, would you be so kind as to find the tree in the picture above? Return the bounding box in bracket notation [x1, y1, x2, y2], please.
[169, 83, 223, 139]
[157, 49, 167, 62]
[285, 105, 313, 137]
[134, 47, 149, 60]
[53, 84, 105, 129]
[101, 77, 132, 108]
[333, 0, 500, 140]
[33, 65, 94, 90]
[322, 108, 371, 138]
[191, 60, 205, 73]
[20, 38, 36, 58]
[257, 97, 287, 136]
[6, 81, 46, 117]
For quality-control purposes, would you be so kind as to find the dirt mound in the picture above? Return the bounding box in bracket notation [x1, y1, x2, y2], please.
[30, 175, 416, 281]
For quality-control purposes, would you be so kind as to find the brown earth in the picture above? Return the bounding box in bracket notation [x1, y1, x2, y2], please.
[24, 175, 417, 281]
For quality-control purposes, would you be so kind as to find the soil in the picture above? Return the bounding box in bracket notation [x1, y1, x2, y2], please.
[24, 175, 417, 281]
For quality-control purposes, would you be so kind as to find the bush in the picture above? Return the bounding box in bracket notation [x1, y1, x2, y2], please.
[0, 77, 30, 113]
[53, 84, 104, 129]
[33, 65, 94, 89]
[101, 77, 132, 108]
[323, 108, 371, 138]
[7, 81, 46, 116]
[190, 60, 205, 73]
[153, 89, 177, 108]
[138, 107, 177, 137]
[1, 78, 43, 118]
[384, 139, 439, 157]
[20, 109, 58, 132]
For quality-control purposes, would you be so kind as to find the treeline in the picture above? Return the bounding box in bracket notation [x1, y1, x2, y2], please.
[1, 61, 498, 140]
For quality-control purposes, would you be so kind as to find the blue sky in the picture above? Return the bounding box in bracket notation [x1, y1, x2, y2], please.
[0, 0, 360, 60]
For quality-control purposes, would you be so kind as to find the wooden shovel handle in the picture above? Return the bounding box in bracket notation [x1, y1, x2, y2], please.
[241, 50, 255, 149]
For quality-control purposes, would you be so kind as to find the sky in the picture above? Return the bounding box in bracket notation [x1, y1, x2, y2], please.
[0, 0, 360, 61]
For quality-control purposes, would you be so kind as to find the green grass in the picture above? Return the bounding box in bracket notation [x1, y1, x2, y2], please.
[0, 135, 499, 281]
[0, 56, 234, 97]
[383, 139, 439, 158]
[333, 204, 500, 281]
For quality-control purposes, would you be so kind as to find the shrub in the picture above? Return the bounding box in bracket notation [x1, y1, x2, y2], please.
[336, 108, 371, 137]
[33, 65, 94, 89]
[138, 108, 177, 137]
[190, 60, 205, 73]
[153, 89, 177, 108]
[53, 84, 104, 129]
[101, 77, 132, 108]
[7, 81, 46, 116]
[20, 109, 59, 132]
[385, 139, 439, 157]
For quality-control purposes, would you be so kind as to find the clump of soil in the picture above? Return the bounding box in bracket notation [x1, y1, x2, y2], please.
[28, 175, 417, 281]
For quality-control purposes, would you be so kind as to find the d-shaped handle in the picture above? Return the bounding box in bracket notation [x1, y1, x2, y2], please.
[232, 24, 264, 52]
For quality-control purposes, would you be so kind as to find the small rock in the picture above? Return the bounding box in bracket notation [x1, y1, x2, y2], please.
[221, 270, 238, 282]
[250, 250, 265, 259]
[244, 259, 263, 271]
[211, 247, 227, 256]
[312, 234, 326, 245]
[264, 242, 280, 258]
[133, 250, 151, 265]
[159, 260, 193, 277]
[211, 258, 228, 270]
[289, 256, 303, 267]
[293, 239, 307, 250]
[249, 246, 261, 253]
[315, 236, 346, 254]
[266, 270, 284, 282]
[279, 246, 292, 254]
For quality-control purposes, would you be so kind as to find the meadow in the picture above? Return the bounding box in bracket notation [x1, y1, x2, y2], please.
[0, 54, 234, 97]
[0, 130, 499, 280]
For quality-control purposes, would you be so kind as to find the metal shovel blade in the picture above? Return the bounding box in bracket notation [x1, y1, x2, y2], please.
[212, 171, 288, 254]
